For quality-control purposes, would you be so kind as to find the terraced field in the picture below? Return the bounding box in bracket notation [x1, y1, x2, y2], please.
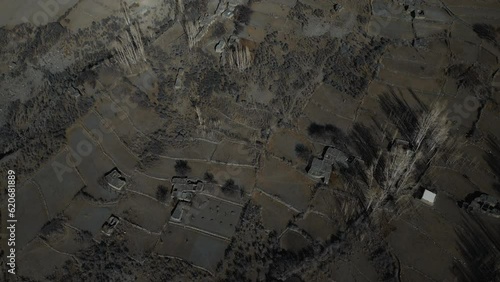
[0, 0, 499, 281]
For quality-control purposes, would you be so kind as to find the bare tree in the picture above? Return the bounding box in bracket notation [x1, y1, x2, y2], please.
[183, 20, 202, 48]
[227, 42, 253, 71]
[178, 0, 220, 49]
[412, 102, 448, 152]
[114, 3, 147, 73]
[362, 102, 454, 219]
[176, 0, 185, 15]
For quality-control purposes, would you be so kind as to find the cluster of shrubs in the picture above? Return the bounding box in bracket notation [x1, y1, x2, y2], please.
[221, 179, 244, 197]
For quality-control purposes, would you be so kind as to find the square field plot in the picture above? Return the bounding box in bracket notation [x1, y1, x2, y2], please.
[115, 193, 170, 233]
[15, 182, 50, 249]
[33, 151, 85, 218]
[18, 240, 70, 280]
[253, 190, 298, 232]
[211, 140, 258, 165]
[183, 197, 242, 239]
[163, 140, 218, 160]
[67, 125, 118, 201]
[257, 156, 315, 211]
[63, 197, 114, 237]
[155, 224, 229, 272]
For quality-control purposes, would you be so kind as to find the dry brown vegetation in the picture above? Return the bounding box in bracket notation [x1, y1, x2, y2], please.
[363, 102, 452, 219]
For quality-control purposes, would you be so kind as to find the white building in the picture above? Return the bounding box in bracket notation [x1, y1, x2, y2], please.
[421, 189, 437, 206]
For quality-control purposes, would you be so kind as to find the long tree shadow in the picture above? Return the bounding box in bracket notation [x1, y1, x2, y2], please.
[346, 87, 429, 188]
[378, 87, 426, 142]
[484, 134, 500, 192]
[452, 215, 500, 281]
[349, 123, 380, 167]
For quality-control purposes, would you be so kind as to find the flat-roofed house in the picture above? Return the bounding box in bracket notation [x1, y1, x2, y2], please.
[307, 147, 350, 184]
[421, 189, 437, 206]
[104, 168, 126, 190]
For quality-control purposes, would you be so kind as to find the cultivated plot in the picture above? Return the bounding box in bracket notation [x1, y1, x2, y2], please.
[33, 151, 86, 218]
[63, 198, 114, 237]
[155, 224, 228, 272]
[115, 193, 169, 233]
[257, 156, 314, 211]
[15, 181, 49, 249]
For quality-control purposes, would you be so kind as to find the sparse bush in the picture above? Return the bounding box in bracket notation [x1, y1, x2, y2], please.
[294, 143, 311, 161]
[75, 69, 98, 88]
[183, 0, 208, 20]
[97, 175, 108, 188]
[212, 22, 226, 38]
[140, 138, 164, 167]
[447, 64, 488, 90]
[174, 160, 191, 176]
[234, 5, 252, 25]
[40, 218, 65, 238]
[322, 39, 387, 97]
[203, 172, 216, 183]
[307, 123, 345, 145]
[156, 185, 169, 202]
[307, 122, 326, 136]
[221, 179, 243, 197]
[313, 9, 324, 17]
[473, 23, 497, 42]
[200, 68, 222, 97]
